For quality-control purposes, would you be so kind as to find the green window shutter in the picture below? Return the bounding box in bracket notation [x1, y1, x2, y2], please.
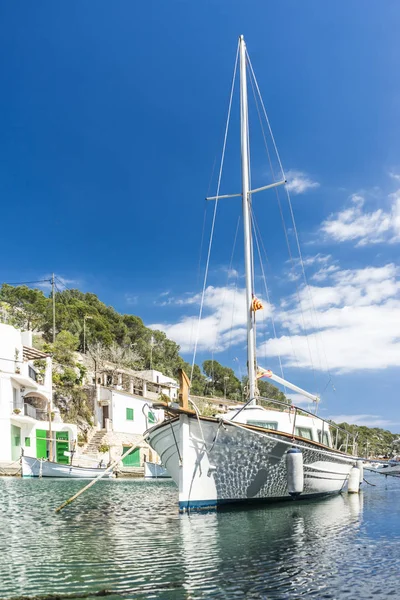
[126, 408, 134, 421]
[25, 437, 30, 447]
[148, 412, 156, 424]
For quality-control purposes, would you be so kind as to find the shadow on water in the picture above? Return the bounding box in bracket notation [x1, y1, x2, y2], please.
[0, 475, 399, 599]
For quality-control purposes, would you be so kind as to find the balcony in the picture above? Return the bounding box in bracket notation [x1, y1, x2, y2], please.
[12, 402, 48, 422]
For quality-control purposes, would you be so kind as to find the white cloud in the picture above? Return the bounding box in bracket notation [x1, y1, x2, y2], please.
[125, 294, 138, 306]
[311, 265, 340, 282]
[286, 392, 318, 407]
[321, 191, 400, 246]
[328, 414, 398, 428]
[285, 170, 320, 195]
[259, 263, 400, 372]
[150, 285, 271, 353]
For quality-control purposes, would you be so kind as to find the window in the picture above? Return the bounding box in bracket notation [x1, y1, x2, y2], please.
[28, 366, 37, 382]
[126, 408, 134, 421]
[318, 430, 331, 447]
[148, 412, 156, 424]
[247, 420, 278, 430]
[295, 427, 313, 440]
[25, 437, 30, 447]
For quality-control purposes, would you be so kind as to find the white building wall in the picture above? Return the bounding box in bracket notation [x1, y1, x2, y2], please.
[0, 323, 77, 464]
[0, 377, 13, 461]
[110, 390, 163, 435]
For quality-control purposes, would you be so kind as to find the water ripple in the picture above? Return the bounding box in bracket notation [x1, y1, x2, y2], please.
[0, 475, 399, 599]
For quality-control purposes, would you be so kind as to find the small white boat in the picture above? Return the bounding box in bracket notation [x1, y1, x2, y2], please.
[144, 461, 171, 479]
[21, 455, 114, 478]
[364, 461, 400, 477]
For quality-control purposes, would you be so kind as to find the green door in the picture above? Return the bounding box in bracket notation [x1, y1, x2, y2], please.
[11, 425, 21, 461]
[36, 429, 47, 459]
[122, 446, 140, 467]
[56, 432, 69, 464]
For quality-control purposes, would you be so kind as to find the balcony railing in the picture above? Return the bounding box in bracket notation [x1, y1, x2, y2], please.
[24, 403, 37, 419]
[12, 402, 48, 421]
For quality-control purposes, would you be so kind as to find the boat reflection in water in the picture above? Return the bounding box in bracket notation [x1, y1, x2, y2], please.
[179, 492, 364, 598]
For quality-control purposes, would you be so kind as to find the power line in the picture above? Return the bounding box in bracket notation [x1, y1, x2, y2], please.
[1, 279, 51, 286]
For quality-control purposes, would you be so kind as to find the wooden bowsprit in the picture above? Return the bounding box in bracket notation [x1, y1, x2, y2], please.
[54, 434, 147, 513]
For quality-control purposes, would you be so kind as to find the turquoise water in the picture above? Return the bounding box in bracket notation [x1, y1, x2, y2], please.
[0, 475, 399, 599]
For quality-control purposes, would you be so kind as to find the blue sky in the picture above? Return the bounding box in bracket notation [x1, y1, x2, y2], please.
[1, 2, 400, 432]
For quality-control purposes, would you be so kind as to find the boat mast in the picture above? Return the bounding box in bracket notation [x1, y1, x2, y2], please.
[239, 35, 257, 404]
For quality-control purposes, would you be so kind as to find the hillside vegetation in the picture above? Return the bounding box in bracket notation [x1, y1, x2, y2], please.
[1, 284, 399, 455]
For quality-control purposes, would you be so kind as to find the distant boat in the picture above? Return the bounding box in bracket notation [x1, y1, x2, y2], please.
[145, 35, 358, 513]
[364, 461, 400, 477]
[144, 461, 171, 479]
[21, 455, 114, 478]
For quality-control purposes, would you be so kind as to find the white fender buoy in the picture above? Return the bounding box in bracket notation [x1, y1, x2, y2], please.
[286, 448, 304, 497]
[348, 466, 360, 493]
[356, 460, 364, 486]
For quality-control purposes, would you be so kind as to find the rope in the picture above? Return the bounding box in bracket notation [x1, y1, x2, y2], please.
[212, 215, 241, 355]
[246, 50, 333, 393]
[363, 477, 376, 486]
[246, 55, 316, 381]
[190, 40, 239, 384]
[250, 207, 286, 385]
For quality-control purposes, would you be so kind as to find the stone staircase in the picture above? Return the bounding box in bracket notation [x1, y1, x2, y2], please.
[82, 429, 107, 457]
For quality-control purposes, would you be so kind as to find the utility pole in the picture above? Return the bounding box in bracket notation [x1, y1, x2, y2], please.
[52, 273, 56, 344]
[150, 335, 154, 370]
[48, 399, 53, 462]
[83, 315, 93, 354]
[50, 273, 55, 460]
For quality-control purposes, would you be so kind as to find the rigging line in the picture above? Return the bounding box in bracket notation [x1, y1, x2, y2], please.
[251, 213, 301, 371]
[247, 52, 331, 389]
[212, 215, 241, 355]
[246, 58, 306, 372]
[250, 207, 286, 385]
[227, 272, 238, 351]
[187, 202, 209, 358]
[190, 40, 240, 384]
[246, 55, 318, 388]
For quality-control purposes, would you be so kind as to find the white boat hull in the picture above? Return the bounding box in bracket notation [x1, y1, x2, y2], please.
[144, 461, 171, 478]
[146, 415, 355, 512]
[21, 456, 113, 479]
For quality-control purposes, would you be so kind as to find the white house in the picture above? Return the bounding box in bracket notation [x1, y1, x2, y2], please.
[135, 369, 179, 401]
[94, 386, 165, 467]
[0, 323, 77, 469]
[81, 368, 176, 468]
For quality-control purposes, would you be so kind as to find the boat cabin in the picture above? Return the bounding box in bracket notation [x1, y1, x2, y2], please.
[222, 405, 332, 447]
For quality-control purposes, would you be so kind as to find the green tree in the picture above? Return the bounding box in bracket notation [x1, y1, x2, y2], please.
[0, 284, 49, 331]
[202, 359, 241, 399]
[51, 331, 79, 366]
[178, 360, 208, 396]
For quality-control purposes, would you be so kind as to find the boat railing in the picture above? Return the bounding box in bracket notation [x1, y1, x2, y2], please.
[257, 396, 358, 455]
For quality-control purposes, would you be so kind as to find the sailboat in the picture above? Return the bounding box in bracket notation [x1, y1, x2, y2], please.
[145, 36, 358, 512]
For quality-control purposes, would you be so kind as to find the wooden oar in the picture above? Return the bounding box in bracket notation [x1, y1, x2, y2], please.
[55, 434, 147, 513]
